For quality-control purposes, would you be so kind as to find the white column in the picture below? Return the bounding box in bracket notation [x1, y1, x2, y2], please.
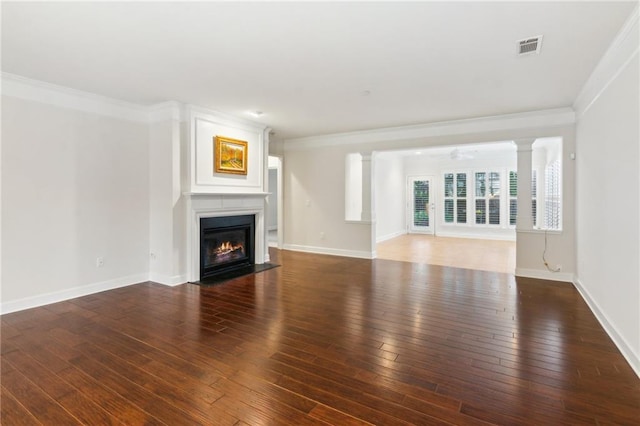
[514, 139, 535, 230]
[361, 152, 372, 222]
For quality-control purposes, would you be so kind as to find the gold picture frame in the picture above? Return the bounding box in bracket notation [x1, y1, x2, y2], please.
[214, 136, 248, 175]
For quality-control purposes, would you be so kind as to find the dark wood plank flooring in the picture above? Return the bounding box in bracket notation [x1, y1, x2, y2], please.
[2, 249, 639, 425]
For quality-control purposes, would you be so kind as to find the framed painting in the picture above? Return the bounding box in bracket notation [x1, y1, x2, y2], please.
[214, 136, 248, 175]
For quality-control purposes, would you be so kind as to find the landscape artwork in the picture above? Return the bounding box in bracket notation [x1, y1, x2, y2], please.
[214, 136, 248, 175]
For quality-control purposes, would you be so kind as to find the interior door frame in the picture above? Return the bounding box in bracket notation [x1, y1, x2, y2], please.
[407, 175, 435, 235]
[268, 155, 283, 249]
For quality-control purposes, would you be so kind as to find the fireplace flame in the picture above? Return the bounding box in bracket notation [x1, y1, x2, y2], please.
[215, 241, 244, 255]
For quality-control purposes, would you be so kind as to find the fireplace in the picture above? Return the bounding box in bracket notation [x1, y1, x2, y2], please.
[200, 215, 255, 280]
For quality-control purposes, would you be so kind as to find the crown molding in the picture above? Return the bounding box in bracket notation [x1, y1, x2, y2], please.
[283, 108, 575, 151]
[574, 5, 639, 119]
[148, 101, 184, 123]
[1, 72, 151, 123]
[185, 104, 269, 133]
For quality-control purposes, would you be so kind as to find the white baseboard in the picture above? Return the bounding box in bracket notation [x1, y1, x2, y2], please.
[0, 273, 149, 314]
[376, 230, 406, 243]
[515, 268, 574, 283]
[148, 272, 187, 287]
[283, 244, 374, 260]
[573, 278, 640, 378]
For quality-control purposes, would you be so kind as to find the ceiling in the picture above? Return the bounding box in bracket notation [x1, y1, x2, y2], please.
[1, 2, 635, 141]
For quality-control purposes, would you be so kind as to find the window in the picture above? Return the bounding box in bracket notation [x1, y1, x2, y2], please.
[532, 170, 537, 227]
[444, 173, 467, 224]
[413, 180, 429, 227]
[509, 171, 517, 226]
[544, 160, 561, 229]
[474, 171, 501, 225]
[475, 172, 486, 224]
[488, 172, 500, 225]
[532, 138, 562, 231]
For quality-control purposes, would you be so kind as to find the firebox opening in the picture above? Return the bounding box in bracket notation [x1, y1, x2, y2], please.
[200, 215, 255, 280]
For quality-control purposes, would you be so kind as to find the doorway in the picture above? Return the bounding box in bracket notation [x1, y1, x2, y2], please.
[408, 176, 435, 235]
[268, 156, 283, 248]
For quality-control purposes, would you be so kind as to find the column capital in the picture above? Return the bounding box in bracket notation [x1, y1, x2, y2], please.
[513, 138, 536, 152]
[360, 152, 373, 161]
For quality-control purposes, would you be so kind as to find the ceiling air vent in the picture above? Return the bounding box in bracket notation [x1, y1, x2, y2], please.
[517, 35, 543, 55]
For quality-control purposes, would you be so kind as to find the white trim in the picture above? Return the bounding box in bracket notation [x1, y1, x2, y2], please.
[186, 104, 270, 132]
[149, 273, 187, 287]
[186, 107, 267, 194]
[186, 193, 268, 282]
[573, 278, 640, 378]
[0, 273, 148, 315]
[436, 230, 516, 242]
[148, 101, 184, 123]
[283, 244, 374, 260]
[515, 267, 574, 283]
[1, 72, 150, 122]
[376, 230, 406, 243]
[283, 108, 575, 151]
[345, 219, 374, 225]
[574, 5, 639, 119]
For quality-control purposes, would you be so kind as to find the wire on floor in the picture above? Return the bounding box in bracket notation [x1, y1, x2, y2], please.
[542, 229, 561, 272]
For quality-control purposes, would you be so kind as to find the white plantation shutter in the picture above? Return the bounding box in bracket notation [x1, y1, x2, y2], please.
[532, 170, 538, 227]
[509, 171, 517, 226]
[413, 180, 430, 227]
[444, 172, 467, 224]
[474, 171, 501, 225]
[544, 160, 561, 230]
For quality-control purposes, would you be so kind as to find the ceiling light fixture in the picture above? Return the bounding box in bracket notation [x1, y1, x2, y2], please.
[248, 110, 264, 117]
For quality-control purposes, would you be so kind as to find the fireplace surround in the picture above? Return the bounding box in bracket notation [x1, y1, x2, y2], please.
[185, 193, 268, 283]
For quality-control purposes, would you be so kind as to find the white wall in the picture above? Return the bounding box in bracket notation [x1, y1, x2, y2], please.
[148, 106, 186, 285]
[374, 154, 405, 242]
[2, 95, 150, 311]
[574, 8, 639, 375]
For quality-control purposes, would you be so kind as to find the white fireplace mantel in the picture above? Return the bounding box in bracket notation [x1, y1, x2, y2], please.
[185, 192, 269, 282]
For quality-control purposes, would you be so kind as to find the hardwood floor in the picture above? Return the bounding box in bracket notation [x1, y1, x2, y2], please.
[377, 234, 516, 274]
[2, 249, 638, 425]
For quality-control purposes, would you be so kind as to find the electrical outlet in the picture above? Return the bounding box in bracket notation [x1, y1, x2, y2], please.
[96, 257, 104, 267]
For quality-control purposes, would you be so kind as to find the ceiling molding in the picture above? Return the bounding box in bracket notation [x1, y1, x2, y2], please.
[1, 72, 150, 123]
[283, 108, 576, 151]
[148, 101, 184, 123]
[574, 5, 639, 120]
[0, 73, 270, 131]
[185, 104, 268, 134]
